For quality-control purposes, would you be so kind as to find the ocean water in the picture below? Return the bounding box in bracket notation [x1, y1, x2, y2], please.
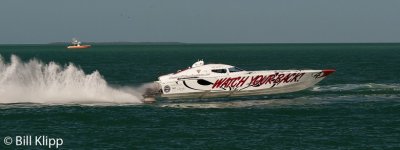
[0, 43, 399, 149]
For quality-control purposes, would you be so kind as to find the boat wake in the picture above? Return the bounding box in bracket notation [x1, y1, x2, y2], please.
[0, 55, 143, 104]
[158, 94, 400, 109]
[311, 83, 400, 92]
[159, 83, 400, 109]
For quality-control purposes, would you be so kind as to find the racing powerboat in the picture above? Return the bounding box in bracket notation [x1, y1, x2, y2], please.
[143, 60, 335, 102]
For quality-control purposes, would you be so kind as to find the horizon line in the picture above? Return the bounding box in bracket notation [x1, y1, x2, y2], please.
[1, 42, 400, 45]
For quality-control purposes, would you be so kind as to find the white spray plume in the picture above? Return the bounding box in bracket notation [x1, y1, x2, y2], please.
[0, 55, 143, 104]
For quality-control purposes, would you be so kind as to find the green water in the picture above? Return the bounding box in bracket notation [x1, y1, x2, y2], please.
[0, 44, 399, 149]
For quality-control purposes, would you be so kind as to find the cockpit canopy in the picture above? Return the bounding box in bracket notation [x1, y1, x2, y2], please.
[228, 67, 244, 72]
[211, 67, 244, 74]
[159, 60, 246, 82]
[175, 60, 245, 74]
[189, 60, 245, 75]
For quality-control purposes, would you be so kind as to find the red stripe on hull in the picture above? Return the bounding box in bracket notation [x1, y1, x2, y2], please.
[320, 69, 336, 77]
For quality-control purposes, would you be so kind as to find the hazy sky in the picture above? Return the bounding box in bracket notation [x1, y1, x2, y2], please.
[1, 0, 400, 44]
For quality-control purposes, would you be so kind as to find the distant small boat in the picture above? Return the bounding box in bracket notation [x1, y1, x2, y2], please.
[67, 38, 91, 49]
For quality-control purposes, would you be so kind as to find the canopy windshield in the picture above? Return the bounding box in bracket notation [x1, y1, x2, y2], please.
[228, 67, 244, 72]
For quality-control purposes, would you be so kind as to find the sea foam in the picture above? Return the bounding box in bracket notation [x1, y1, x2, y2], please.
[0, 55, 142, 104]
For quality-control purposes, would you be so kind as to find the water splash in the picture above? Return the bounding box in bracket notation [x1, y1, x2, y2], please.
[0, 55, 143, 104]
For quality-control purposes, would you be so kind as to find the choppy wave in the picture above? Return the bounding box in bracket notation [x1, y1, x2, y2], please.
[0, 55, 143, 104]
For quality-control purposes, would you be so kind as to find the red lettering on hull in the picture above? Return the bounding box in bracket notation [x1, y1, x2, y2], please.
[211, 72, 307, 89]
[212, 78, 227, 89]
[237, 76, 249, 87]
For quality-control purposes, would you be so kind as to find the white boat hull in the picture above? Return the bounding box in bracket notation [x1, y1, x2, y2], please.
[156, 69, 334, 99]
